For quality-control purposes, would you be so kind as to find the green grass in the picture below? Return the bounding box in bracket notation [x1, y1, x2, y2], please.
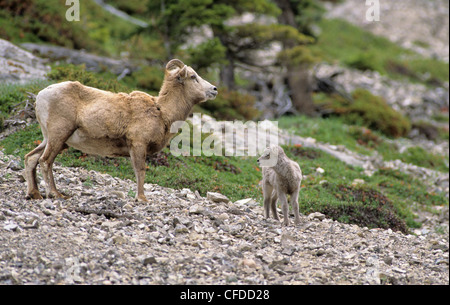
[0, 123, 263, 202]
[278, 114, 449, 173]
[1, 68, 447, 234]
[2, 121, 448, 233]
[312, 18, 449, 84]
[0, 0, 140, 57]
[0, 80, 53, 117]
[278, 114, 372, 154]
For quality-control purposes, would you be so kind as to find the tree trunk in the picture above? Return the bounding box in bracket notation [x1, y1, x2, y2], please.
[216, 31, 236, 90]
[274, 0, 317, 116]
[220, 54, 235, 90]
[160, 0, 173, 60]
[287, 63, 315, 115]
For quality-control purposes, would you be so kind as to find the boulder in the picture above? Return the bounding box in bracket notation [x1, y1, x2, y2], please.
[0, 39, 50, 84]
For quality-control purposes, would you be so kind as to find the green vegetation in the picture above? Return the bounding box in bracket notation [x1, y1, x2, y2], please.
[197, 88, 260, 121]
[47, 64, 132, 93]
[0, 80, 52, 115]
[385, 146, 449, 173]
[278, 114, 449, 173]
[1, 115, 447, 233]
[0, 0, 136, 56]
[314, 89, 411, 138]
[311, 18, 449, 84]
[1, 1, 448, 234]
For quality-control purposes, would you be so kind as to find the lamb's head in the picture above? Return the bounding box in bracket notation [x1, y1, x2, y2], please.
[165, 59, 218, 103]
[257, 145, 283, 167]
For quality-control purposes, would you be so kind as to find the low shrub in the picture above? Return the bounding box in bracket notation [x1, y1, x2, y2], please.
[315, 89, 411, 138]
[131, 66, 163, 92]
[396, 146, 449, 173]
[345, 51, 380, 72]
[47, 64, 131, 93]
[199, 88, 260, 121]
[300, 183, 409, 234]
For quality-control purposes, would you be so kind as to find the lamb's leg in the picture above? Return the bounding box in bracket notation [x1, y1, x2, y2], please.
[278, 192, 290, 226]
[290, 190, 301, 225]
[130, 144, 148, 202]
[270, 191, 279, 221]
[24, 139, 47, 199]
[262, 183, 273, 219]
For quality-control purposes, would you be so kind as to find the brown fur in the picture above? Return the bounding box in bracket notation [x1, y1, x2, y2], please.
[24, 59, 217, 202]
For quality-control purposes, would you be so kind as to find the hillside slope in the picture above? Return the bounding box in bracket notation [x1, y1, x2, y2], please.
[326, 0, 449, 62]
[0, 150, 448, 285]
[0, 0, 448, 286]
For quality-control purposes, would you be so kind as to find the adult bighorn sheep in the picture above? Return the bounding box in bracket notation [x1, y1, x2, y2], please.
[24, 59, 218, 202]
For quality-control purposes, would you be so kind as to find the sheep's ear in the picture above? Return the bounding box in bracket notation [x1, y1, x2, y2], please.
[176, 65, 188, 83]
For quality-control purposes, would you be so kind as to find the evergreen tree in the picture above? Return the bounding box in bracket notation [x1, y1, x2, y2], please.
[274, 0, 324, 116]
[146, 0, 323, 107]
[146, 0, 310, 89]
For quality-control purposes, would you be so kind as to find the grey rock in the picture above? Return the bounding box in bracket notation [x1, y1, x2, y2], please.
[0, 39, 50, 84]
[207, 192, 230, 203]
[308, 212, 326, 221]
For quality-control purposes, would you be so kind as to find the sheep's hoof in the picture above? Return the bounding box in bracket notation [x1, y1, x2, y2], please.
[48, 191, 70, 200]
[136, 194, 148, 202]
[26, 190, 43, 200]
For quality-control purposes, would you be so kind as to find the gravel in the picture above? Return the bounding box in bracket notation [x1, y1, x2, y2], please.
[0, 150, 448, 285]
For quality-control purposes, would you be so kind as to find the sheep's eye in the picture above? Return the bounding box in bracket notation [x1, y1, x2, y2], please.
[191, 75, 197, 80]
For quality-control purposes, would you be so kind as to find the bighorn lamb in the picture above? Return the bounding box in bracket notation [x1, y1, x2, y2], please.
[25, 59, 217, 202]
[257, 145, 302, 226]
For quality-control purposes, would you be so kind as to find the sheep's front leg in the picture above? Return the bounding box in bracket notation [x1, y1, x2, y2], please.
[278, 192, 290, 226]
[130, 144, 148, 202]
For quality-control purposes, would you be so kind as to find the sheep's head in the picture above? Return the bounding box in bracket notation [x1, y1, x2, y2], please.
[165, 59, 218, 103]
[257, 145, 282, 167]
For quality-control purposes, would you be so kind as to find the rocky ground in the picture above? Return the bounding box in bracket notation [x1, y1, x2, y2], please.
[1, 0, 448, 286]
[0, 150, 448, 285]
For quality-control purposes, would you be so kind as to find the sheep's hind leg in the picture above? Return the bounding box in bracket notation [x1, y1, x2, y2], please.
[270, 191, 279, 221]
[39, 127, 74, 199]
[262, 184, 273, 219]
[24, 139, 47, 199]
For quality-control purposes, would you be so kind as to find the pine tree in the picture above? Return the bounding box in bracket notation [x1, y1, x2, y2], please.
[146, 0, 305, 88]
[274, 0, 324, 116]
[146, 0, 323, 105]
